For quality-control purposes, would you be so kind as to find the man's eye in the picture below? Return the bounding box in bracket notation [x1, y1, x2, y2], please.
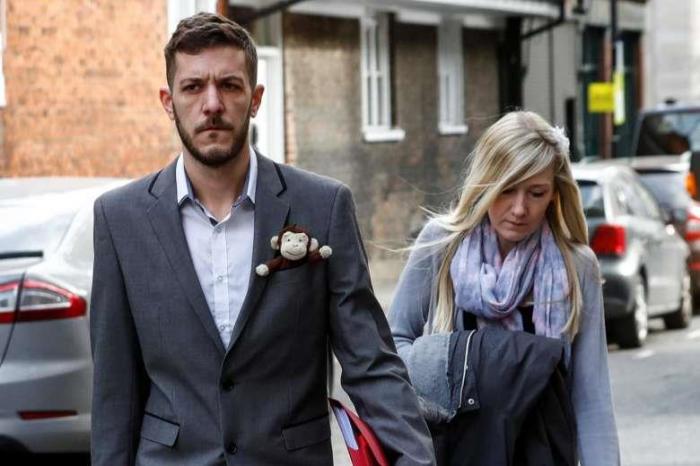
[531, 192, 545, 198]
[183, 84, 199, 92]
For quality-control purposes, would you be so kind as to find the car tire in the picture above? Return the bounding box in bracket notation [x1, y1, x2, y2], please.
[664, 270, 693, 329]
[616, 276, 649, 349]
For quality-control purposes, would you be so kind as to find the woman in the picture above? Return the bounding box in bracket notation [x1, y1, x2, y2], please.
[389, 111, 620, 465]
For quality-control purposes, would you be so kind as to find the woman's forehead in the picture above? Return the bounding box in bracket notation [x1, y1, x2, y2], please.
[509, 166, 555, 188]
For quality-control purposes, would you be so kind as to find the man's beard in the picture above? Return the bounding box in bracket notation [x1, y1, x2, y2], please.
[174, 105, 251, 168]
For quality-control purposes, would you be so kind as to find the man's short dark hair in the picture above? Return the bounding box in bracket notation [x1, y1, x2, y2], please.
[164, 12, 257, 90]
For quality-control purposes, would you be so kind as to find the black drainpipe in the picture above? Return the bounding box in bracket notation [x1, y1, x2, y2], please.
[521, 0, 566, 41]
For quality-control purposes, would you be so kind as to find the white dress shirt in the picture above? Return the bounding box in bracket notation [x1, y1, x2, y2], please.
[175, 150, 257, 349]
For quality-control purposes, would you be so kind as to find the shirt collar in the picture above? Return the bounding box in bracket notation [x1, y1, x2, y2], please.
[176, 146, 258, 207]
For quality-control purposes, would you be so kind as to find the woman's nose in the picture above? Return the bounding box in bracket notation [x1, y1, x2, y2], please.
[512, 192, 527, 217]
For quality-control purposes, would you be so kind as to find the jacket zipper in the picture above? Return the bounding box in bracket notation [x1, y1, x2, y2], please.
[458, 329, 476, 408]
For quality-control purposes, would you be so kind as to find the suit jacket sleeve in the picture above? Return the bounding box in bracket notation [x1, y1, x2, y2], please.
[90, 197, 149, 466]
[326, 185, 435, 466]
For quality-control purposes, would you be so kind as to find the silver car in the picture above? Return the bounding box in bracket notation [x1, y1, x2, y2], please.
[0, 178, 126, 455]
[573, 164, 691, 348]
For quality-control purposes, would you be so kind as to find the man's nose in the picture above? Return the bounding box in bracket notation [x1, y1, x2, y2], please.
[202, 84, 223, 115]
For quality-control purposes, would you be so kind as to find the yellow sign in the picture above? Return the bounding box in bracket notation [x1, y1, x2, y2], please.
[588, 82, 615, 113]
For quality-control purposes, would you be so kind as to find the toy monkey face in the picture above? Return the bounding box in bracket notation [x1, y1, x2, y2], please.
[280, 231, 310, 260]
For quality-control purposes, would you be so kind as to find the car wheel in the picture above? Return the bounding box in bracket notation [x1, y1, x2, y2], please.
[616, 276, 649, 349]
[664, 270, 693, 329]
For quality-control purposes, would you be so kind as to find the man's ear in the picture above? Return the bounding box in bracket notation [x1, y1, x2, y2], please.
[160, 86, 175, 121]
[270, 235, 280, 250]
[250, 84, 265, 118]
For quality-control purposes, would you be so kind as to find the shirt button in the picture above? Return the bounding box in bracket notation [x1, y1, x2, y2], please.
[467, 398, 476, 406]
[226, 441, 238, 454]
[214, 226, 222, 234]
[217, 275, 224, 282]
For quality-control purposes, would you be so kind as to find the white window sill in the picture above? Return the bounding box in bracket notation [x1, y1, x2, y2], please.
[362, 128, 406, 143]
[438, 123, 468, 136]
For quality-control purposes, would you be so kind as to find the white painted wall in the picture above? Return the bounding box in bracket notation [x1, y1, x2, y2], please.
[522, 21, 578, 126]
[644, 0, 700, 106]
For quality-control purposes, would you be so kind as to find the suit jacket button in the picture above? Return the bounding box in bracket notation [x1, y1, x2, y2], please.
[226, 442, 238, 454]
[222, 380, 234, 391]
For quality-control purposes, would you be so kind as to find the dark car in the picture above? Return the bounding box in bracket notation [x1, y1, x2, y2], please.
[573, 164, 692, 348]
[591, 156, 700, 310]
[631, 103, 700, 201]
[633, 103, 700, 158]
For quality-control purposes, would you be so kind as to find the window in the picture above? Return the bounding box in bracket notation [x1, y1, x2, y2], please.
[438, 19, 466, 135]
[632, 181, 664, 221]
[577, 181, 605, 218]
[617, 174, 660, 220]
[168, 0, 217, 35]
[360, 13, 404, 142]
[636, 110, 700, 155]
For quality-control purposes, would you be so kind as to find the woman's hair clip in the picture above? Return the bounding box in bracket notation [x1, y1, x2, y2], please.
[550, 126, 570, 157]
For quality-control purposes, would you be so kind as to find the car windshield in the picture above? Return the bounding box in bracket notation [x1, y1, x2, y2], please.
[637, 171, 690, 211]
[577, 180, 605, 218]
[636, 109, 700, 155]
[0, 202, 79, 255]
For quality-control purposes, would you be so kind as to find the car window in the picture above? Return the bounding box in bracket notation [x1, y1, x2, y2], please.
[613, 174, 652, 218]
[637, 171, 690, 211]
[60, 206, 94, 269]
[631, 182, 664, 221]
[610, 181, 632, 217]
[576, 181, 606, 218]
[636, 109, 700, 155]
[0, 202, 79, 255]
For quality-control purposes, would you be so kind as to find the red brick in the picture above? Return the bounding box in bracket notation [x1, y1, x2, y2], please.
[1, 0, 179, 177]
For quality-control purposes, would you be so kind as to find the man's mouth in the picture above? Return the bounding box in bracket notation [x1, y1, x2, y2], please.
[196, 120, 234, 133]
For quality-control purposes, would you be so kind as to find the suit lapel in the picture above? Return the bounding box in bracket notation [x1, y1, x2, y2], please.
[146, 161, 226, 355]
[227, 155, 289, 354]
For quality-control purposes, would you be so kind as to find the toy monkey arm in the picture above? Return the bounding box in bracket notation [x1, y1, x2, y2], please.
[255, 256, 285, 276]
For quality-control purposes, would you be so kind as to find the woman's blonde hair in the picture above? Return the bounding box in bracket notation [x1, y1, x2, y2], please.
[429, 111, 588, 337]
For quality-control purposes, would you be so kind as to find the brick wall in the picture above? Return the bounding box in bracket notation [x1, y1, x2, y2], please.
[283, 13, 500, 263]
[1, 0, 179, 177]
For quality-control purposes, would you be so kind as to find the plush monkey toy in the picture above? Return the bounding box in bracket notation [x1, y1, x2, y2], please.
[255, 225, 332, 277]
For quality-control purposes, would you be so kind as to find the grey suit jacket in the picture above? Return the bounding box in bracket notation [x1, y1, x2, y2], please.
[90, 153, 435, 466]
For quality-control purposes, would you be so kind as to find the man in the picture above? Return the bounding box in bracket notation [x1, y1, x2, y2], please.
[90, 12, 434, 466]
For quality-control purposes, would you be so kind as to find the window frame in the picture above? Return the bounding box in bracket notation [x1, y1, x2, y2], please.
[360, 12, 404, 143]
[437, 19, 467, 135]
[167, 0, 217, 35]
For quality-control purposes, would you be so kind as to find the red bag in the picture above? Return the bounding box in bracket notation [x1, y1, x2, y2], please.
[329, 398, 390, 466]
